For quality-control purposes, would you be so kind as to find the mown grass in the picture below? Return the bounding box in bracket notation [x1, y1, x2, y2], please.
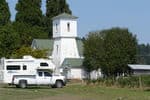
[0, 84, 150, 100]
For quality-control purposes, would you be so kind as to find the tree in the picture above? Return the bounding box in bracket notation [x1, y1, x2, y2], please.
[15, 0, 48, 45]
[12, 46, 48, 58]
[137, 43, 150, 64]
[83, 32, 105, 78]
[12, 22, 48, 45]
[0, 24, 20, 58]
[102, 28, 137, 77]
[0, 0, 10, 26]
[16, 0, 43, 26]
[83, 28, 137, 78]
[45, 0, 72, 37]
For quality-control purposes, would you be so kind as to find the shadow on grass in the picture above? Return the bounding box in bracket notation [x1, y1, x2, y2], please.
[1, 85, 54, 89]
[144, 88, 150, 92]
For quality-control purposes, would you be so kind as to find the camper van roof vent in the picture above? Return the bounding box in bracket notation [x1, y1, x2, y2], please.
[23, 55, 34, 59]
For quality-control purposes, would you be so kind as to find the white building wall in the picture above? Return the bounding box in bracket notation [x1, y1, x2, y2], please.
[60, 38, 79, 64]
[52, 38, 80, 73]
[53, 19, 61, 38]
[52, 39, 61, 73]
[66, 68, 86, 79]
[90, 69, 102, 80]
[70, 68, 82, 79]
[53, 19, 77, 38]
[60, 19, 77, 37]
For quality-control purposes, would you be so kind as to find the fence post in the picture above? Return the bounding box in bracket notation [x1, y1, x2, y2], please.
[139, 75, 143, 90]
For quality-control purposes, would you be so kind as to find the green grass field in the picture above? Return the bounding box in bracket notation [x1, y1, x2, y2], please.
[0, 84, 149, 100]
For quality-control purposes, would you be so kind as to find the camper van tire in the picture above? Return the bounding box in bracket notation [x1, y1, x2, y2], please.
[19, 80, 27, 88]
[55, 80, 63, 88]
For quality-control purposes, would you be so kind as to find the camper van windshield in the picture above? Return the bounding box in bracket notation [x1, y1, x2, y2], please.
[7, 65, 20, 70]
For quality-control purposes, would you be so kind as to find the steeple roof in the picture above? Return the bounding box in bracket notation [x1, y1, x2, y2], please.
[52, 13, 78, 20]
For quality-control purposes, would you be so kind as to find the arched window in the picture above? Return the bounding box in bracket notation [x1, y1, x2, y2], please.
[67, 22, 70, 32]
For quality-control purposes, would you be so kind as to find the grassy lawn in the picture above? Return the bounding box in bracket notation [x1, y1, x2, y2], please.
[0, 84, 150, 100]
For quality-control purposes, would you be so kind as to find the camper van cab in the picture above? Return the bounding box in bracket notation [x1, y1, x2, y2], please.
[0, 56, 66, 88]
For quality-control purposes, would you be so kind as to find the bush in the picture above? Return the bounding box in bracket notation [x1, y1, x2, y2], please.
[115, 75, 150, 88]
[141, 75, 150, 87]
[87, 75, 150, 88]
[117, 76, 139, 88]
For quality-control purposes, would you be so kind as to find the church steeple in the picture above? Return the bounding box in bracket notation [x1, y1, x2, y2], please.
[52, 13, 80, 73]
[52, 13, 78, 38]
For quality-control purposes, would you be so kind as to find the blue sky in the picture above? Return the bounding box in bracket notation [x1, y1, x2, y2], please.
[7, 0, 150, 44]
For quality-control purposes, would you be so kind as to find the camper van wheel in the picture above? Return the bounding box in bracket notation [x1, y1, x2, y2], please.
[19, 80, 27, 88]
[55, 80, 63, 88]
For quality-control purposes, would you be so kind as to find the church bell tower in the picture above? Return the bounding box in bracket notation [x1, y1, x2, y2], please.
[52, 13, 80, 72]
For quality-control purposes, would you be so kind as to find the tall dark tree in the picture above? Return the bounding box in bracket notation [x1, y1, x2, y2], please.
[46, 0, 72, 37]
[83, 28, 137, 78]
[14, 0, 48, 45]
[0, 0, 10, 26]
[0, 24, 20, 58]
[15, 0, 43, 26]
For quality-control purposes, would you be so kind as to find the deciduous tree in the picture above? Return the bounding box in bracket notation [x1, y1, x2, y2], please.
[83, 28, 137, 78]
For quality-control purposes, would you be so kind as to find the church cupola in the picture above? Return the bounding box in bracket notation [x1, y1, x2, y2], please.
[52, 13, 78, 38]
[52, 13, 80, 73]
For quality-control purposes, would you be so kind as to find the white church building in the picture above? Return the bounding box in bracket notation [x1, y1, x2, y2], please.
[31, 13, 101, 79]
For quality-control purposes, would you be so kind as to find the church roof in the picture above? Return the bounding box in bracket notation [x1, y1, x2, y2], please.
[31, 38, 83, 57]
[128, 64, 150, 70]
[52, 13, 78, 20]
[61, 58, 83, 68]
[31, 39, 54, 55]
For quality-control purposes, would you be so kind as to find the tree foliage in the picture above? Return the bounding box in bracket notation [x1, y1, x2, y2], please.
[14, 0, 48, 45]
[12, 46, 48, 58]
[137, 44, 150, 64]
[0, 0, 10, 26]
[45, 0, 72, 37]
[12, 22, 48, 45]
[83, 32, 104, 73]
[83, 28, 137, 77]
[15, 0, 43, 26]
[0, 24, 20, 58]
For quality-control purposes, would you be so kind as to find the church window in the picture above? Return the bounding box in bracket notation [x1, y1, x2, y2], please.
[67, 22, 70, 32]
[56, 45, 59, 54]
[56, 23, 58, 33]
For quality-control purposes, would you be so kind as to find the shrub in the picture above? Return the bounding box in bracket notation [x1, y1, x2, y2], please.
[87, 75, 150, 88]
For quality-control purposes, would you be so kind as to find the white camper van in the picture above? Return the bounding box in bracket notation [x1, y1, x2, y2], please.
[0, 56, 66, 88]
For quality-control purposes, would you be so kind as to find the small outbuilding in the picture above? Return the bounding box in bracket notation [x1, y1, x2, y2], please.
[128, 64, 150, 75]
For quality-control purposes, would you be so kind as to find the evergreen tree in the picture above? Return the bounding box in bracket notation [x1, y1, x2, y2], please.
[0, 24, 20, 58]
[45, 0, 72, 37]
[15, 0, 48, 45]
[0, 0, 10, 26]
[16, 0, 43, 26]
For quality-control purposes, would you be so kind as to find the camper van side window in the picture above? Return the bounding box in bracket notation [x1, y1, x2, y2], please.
[23, 65, 27, 70]
[38, 72, 42, 77]
[7, 65, 20, 70]
[40, 63, 48, 67]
